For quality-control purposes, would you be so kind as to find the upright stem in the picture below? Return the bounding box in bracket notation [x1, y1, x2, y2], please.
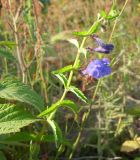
[109, 0, 129, 42]
[55, 19, 103, 160]
[13, 19, 26, 82]
[8, 0, 26, 83]
[60, 19, 103, 103]
[59, 37, 86, 102]
[68, 79, 101, 160]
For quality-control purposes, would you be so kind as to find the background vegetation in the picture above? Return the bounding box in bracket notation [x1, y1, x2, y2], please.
[0, 0, 139, 160]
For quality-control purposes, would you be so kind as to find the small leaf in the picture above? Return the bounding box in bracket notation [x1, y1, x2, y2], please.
[73, 22, 99, 36]
[100, 7, 118, 20]
[107, 9, 118, 19]
[0, 41, 16, 49]
[52, 65, 73, 74]
[0, 77, 44, 112]
[38, 101, 60, 117]
[88, 22, 100, 35]
[67, 38, 79, 48]
[0, 104, 37, 135]
[107, 5, 119, 20]
[55, 73, 67, 87]
[47, 119, 62, 147]
[38, 99, 78, 117]
[69, 86, 88, 103]
[100, 10, 107, 18]
[52, 62, 80, 75]
[74, 31, 89, 36]
[59, 100, 78, 114]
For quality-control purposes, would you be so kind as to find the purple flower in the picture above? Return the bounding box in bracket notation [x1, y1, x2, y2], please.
[87, 35, 114, 54]
[82, 58, 111, 79]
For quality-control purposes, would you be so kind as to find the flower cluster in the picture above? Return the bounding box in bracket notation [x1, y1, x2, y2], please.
[82, 35, 114, 79]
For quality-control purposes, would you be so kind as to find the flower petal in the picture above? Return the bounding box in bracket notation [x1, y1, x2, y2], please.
[89, 35, 114, 54]
[82, 58, 111, 79]
[92, 35, 106, 48]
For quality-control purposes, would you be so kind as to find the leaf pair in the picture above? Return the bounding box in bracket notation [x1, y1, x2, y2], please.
[54, 73, 88, 103]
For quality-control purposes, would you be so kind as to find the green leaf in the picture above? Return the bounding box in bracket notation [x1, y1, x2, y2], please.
[38, 101, 60, 117]
[88, 22, 100, 35]
[0, 104, 37, 134]
[0, 49, 15, 60]
[52, 65, 73, 74]
[47, 119, 62, 147]
[5, 132, 56, 142]
[5, 132, 39, 142]
[100, 6, 118, 20]
[107, 9, 118, 19]
[0, 41, 16, 49]
[0, 77, 44, 112]
[38, 99, 78, 117]
[52, 61, 81, 75]
[60, 99, 78, 114]
[100, 10, 107, 18]
[5, 132, 71, 147]
[74, 31, 89, 36]
[69, 86, 88, 103]
[73, 21, 99, 36]
[125, 106, 140, 116]
[55, 73, 68, 87]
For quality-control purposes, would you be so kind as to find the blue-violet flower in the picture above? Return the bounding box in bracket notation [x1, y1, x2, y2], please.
[87, 35, 114, 54]
[82, 58, 111, 79]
